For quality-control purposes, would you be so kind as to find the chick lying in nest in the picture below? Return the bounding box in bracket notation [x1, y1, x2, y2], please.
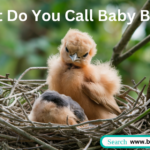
[29, 90, 88, 126]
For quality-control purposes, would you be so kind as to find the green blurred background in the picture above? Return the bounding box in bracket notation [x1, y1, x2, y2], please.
[0, 0, 150, 90]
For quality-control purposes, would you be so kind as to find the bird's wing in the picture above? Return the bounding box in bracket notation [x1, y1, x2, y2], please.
[82, 82, 121, 115]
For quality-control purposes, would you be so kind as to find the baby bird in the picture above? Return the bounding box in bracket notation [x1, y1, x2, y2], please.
[29, 90, 88, 125]
[47, 29, 122, 121]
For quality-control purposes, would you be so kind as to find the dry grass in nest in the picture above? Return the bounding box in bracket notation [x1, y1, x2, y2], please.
[0, 67, 150, 150]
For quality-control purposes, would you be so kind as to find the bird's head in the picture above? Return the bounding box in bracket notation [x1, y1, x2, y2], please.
[59, 29, 97, 67]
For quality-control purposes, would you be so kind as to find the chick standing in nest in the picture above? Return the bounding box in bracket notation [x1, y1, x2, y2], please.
[29, 90, 88, 125]
[47, 29, 121, 121]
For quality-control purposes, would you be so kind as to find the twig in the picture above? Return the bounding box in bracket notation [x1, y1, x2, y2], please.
[131, 79, 137, 89]
[23, 93, 32, 109]
[125, 85, 146, 115]
[107, 108, 150, 135]
[0, 79, 46, 83]
[83, 138, 92, 150]
[113, 35, 150, 65]
[122, 77, 146, 96]
[0, 81, 12, 87]
[146, 80, 150, 101]
[17, 98, 35, 127]
[0, 118, 58, 150]
[0, 134, 18, 141]
[0, 82, 47, 101]
[111, 0, 150, 66]
[22, 146, 44, 150]
[78, 146, 101, 150]
[9, 67, 48, 97]
[5, 96, 20, 108]
[0, 105, 23, 120]
[1, 142, 14, 150]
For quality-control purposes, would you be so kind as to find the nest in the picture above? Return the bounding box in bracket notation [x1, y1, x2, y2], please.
[0, 67, 150, 150]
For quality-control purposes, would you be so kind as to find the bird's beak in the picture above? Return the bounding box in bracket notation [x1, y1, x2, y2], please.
[70, 53, 78, 62]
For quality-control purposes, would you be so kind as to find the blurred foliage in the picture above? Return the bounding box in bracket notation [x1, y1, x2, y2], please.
[0, 0, 150, 92]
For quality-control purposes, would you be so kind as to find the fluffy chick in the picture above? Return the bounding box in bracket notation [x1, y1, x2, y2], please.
[29, 90, 88, 125]
[47, 29, 122, 121]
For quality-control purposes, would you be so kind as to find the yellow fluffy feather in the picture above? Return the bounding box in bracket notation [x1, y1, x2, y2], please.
[47, 29, 122, 121]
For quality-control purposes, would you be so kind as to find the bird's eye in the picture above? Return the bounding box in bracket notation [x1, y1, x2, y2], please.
[66, 47, 69, 53]
[83, 53, 88, 57]
[76, 120, 80, 124]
